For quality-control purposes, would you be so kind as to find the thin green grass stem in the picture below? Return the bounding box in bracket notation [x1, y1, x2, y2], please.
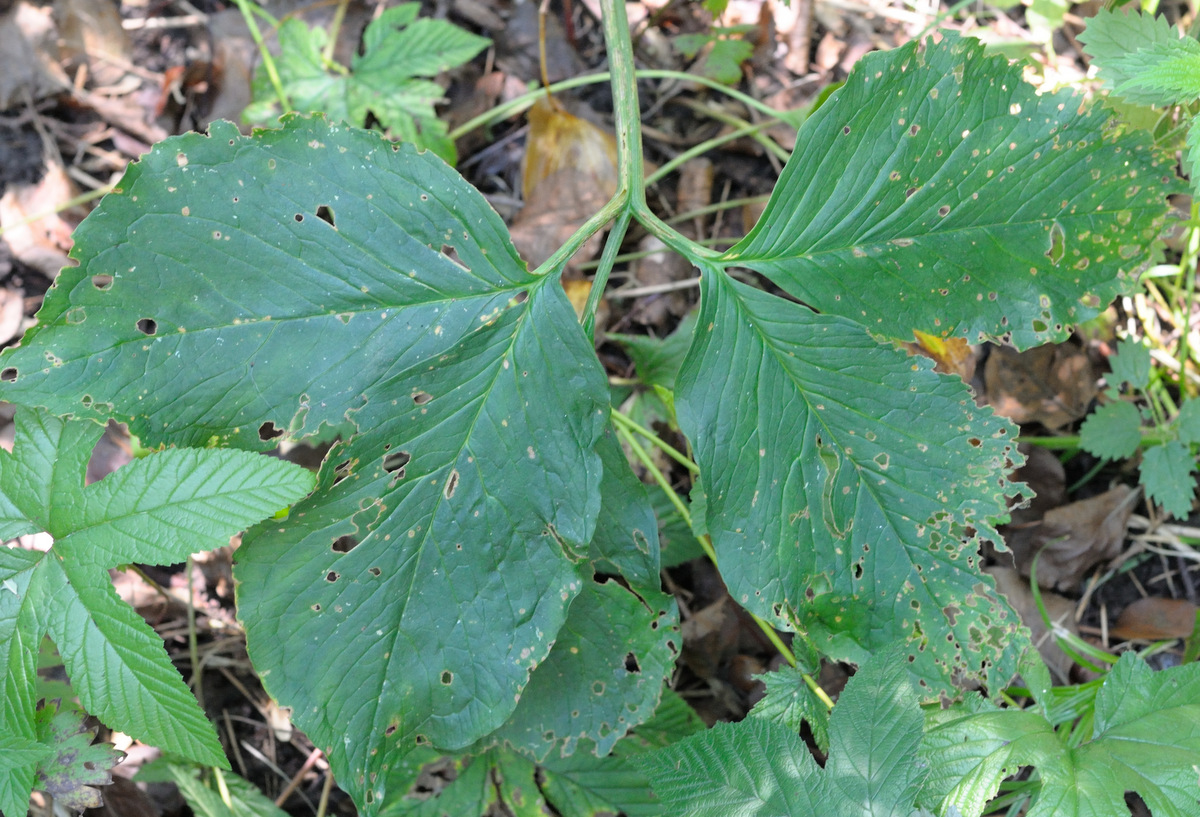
[611, 410, 699, 473]
[232, 0, 290, 110]
[645, 119, 781, 187]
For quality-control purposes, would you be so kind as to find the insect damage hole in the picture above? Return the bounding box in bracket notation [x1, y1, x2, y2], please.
[92, 274, 113, 290]
[443, 469, 459, 499]
[332, 535, 359, 553]
[316, 205, 335, 226]
[624, 653, 641, 673]
[136, 318, 157, 335]
[0, 368, 16, 382]
[384, 450, 410, 480]
[411, 391, 432, 405]
[258, 421, 284, 441]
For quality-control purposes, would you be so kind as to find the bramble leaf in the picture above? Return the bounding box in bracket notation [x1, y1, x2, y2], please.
[247, 4, 488, 162]
[641, 650, 928, 816]
[0, 117, 610, 812]
[676, 269, 1026, 695]
[1107, 337, 1152, 391]
[748, 664, 831, 754]
[1079, 10, 1192, 107]
[0, 408, 312, 812]
[920, 652, 1200, 817]
[1079, 401, 1142, 460]
[33, 701, 124, 812]
[724, 34, 1174, 349]
[1141, 440, 1197, 518]
[1176, 398, 1200, 444]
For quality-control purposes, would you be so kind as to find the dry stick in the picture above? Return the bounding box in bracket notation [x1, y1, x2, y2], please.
[223, 710, 250, 778]
[275, 747, 325, 807]
[315, 767, 336, 817]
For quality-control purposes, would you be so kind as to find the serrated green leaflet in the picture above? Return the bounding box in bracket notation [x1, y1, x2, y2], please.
[1079, 9, 1183, 105]
[920, 653, 1200, 817]
[723, 35, 1174, 349]
[0, 408, 313, 815]
[1108, 40, 1200, 107]
[1079, 401, 1141, 460]
[1108, 337, 1152, 391]
[676, 269, 1025, 695]
[642, 650, 928, 816]
[1141, 440, 1197, 518]
[1177, 398, 1200, 443]
[168, 766, 291, 817]
[749, 664, 831, 753]
[0, 117, 610, 811]
[247, 5, 488, 163]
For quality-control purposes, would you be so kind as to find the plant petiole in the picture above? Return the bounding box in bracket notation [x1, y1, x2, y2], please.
[611, 409, 699, 473]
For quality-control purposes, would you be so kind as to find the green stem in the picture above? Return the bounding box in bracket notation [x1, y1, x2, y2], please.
[583, 210, 632, 340]
[233, 0, 291, 111]
[645, 119, 779, 187]
[447, 69, 791, 144]
[322, 0, 351, 65]
[614, 420, 832, 709]
[1178, 203, 1200, 397]
[611, 410, 699, 473]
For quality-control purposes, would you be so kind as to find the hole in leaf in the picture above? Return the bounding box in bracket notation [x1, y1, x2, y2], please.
[294, 213, 304, 222]
[316, 205, 335, 226]
[412, 391, 432, 405]
[258, 421, 284, 441]
[137, 318, 157, 335]
[1046, 221, 1065, 264]
[440, 671, 453, 685]
[624, 652, 640, 673]
[852, 562, 863, 580]
[368, 566, 381, 576]
[333, 459, 352, 485]
[332, 535, 358, 553]
[384, 451, 410, 476]
[443, 470, 459, 499]
[0, 368, 16, 382]
[384, 724, 397, 737]
[92, 274, 113, 290]
[325, 571, 339, 582]
[513, 290, 529, 305]
[312, 603, 321, 611]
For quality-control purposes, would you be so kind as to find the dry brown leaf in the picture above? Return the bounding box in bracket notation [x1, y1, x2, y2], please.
[681, 596, 740, 680]
[521, 97, 618, 201]
[1003, 484, 1138, 591]
[984, 343, 1096, 429]
[902, 330, 977, 382]
[988, 565, 1079, 681]
[510, 99, 619, 274]
[0, 161, 80, 280]
[1009, 442, 1067, 523]
[1111, 597, 1198, 641]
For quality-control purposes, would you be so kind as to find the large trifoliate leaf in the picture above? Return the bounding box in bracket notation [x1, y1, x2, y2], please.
[0, 116, 611, 813]
[246, 4, 488, 163]
[676, 270, 1025, 695]
[920, 652, 1200, 817]
[0, 408, 314, 816]
[1080, 10, 1195, 107]
[723, 34, 1174, 350]
[641, 650, 929, 816]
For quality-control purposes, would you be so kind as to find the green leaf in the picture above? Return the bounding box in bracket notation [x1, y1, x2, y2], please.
[676, 269, 1026, 696]
[723, 34, 1175, 350]
[1108, 336, 1152, 391]
[32, 701, 124, 812]
[1141, 440, 1197, 518]
[0, 408, 312, 780]
[609, 311, 697, 393]
[168, 765, 291, 817]
[249, 5, 488, 162]
[494, 578, 678, 760]
[1079, 401, 1142, 460]
[1176, 397, 1200, 445]
[748, 664, 831, 754]
[1110, 39, 1200, 106]
[0, 117, 611, 812]
[1079, 8, 1186, 107]
[641, 650, 927, 816]
[921, 652, 1200, 817]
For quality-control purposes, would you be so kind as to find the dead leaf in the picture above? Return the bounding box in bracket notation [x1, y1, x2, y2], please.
[984, 343, 1096, 429]
[510, 98, 619, 274]
[0, 161, 80, 280]
[1003, 485, 1138, 591]
[988, 566, 1079, 681]
[0, 1, 63, 108]
[1111, 597, 1198, 641]
[629, 235, 693, 327]
[902, 330, 977, 382]
[681, 596, 740, 679]
[1009, 442, 1067, 523]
